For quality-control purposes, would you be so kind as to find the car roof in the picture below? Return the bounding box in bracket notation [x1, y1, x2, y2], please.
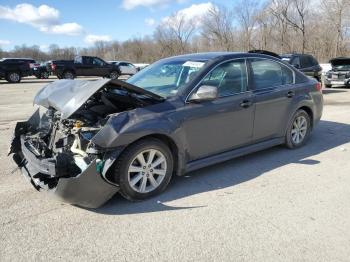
[168, 52, 240, 60]
[164, 52, 282, 62]
[281, 53, 313, 57]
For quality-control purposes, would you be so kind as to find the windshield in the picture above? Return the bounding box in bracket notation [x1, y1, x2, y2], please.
[332, 64, 350, 71]
[127, 59, 207, 98]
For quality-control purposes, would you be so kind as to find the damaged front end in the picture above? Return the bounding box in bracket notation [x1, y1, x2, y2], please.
[9, 107, 120, 208]
[9, 79, 163, 208]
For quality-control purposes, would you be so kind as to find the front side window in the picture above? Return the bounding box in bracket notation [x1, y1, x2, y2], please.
[93, 58, 105, 66]
[201, 59, 248, 97]
[251, 59, 294, 90]
[127, 59, 207, 98]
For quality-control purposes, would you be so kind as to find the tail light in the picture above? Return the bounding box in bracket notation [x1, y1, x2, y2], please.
[51, 64, 56, 71]
[315, 82, 322, 92]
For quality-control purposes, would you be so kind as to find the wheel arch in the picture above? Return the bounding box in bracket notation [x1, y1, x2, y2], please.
[297, 105, 314, 129]
[102, 132, 184, 185]
[121, 133, 182, 176]
[63, 69, 76, 76]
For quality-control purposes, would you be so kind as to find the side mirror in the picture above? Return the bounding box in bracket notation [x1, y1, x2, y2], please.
[189, 85, 218, 102]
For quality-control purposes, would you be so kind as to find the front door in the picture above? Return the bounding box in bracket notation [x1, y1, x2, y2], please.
[183, 59, 255, 161]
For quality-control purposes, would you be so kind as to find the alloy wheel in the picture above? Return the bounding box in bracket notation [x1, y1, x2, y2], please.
[110, 71, 119, 79]
[291, 115, 308, 144]
[127, 149, 167, 193]
[9, 73, 20, 82]
[64, 72, 74, 79]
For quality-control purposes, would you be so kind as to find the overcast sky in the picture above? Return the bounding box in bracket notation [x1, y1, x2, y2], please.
[0, 0, 235, 51]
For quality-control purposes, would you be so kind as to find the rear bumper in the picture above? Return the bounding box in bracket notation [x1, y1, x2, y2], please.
[10, 122, 119, 208]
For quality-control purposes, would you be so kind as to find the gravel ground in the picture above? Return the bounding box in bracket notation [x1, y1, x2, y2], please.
[0, 77, 350, 262]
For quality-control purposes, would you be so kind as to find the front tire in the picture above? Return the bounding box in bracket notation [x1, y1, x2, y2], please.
[6, 72, 21, 83]
[113, 138, 174, 201]
[41, 71, 50, 79]
[285, 109, 311, 149]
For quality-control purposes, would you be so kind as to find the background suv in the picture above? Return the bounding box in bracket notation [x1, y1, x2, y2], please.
[281, 53, 322, 82]
[0, 58, 35, 83]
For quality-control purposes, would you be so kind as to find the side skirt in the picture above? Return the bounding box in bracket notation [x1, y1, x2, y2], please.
[186, 137, 284, 173]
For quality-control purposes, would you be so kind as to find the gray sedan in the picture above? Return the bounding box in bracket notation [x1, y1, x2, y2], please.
[9, 52, 323, 208]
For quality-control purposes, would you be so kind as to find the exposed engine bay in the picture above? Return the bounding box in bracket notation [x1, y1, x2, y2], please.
[12, 80, 162, 191]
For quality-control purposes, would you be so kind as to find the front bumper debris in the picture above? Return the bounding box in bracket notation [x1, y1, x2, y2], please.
[10, 122, 119, 208]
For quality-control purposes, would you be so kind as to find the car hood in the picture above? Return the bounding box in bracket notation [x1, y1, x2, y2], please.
[34, 79, 163, 119]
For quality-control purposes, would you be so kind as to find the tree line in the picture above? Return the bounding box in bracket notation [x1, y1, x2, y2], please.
[1, 0, 349, 63]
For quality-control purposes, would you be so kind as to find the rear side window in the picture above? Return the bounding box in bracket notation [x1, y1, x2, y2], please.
[201, 59, 247, 97]
[250, 59, 294, 90]
[300, 55, 314, 68]
[290, 57, 301, 68]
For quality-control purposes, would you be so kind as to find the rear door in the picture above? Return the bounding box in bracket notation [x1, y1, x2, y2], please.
[249, 58, 296, 142]
[76, 56, 94, 76]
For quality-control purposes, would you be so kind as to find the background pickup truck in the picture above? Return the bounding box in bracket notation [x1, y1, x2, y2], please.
[0, 58, 35, 83]
[50, 56, 121, 79]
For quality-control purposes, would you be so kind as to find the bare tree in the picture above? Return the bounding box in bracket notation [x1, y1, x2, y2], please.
[235, 0, 260, 51]
[321, 0, 350, 57]
[2, 0, 350, 63]
[270, 0, 292, 53]
[154, 12, 196, 56]
[201, 5, 236, 51]
[280, 0, 310, 53]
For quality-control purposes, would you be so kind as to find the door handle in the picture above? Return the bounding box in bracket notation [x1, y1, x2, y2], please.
[240, 100, 252, 108]
[286, 91, 295, 98]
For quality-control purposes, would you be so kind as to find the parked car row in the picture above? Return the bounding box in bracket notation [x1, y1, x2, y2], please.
[2, 51, 350, 88]
[0, 56, 144, 83]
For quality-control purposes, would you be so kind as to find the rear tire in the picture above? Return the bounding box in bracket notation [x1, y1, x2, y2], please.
[6, 72, 21, 83]
[113, 138, 174, 201]
[285, 109, 311, 149]
[109, 71, 119, 80]
[63, 71, 75, 79]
